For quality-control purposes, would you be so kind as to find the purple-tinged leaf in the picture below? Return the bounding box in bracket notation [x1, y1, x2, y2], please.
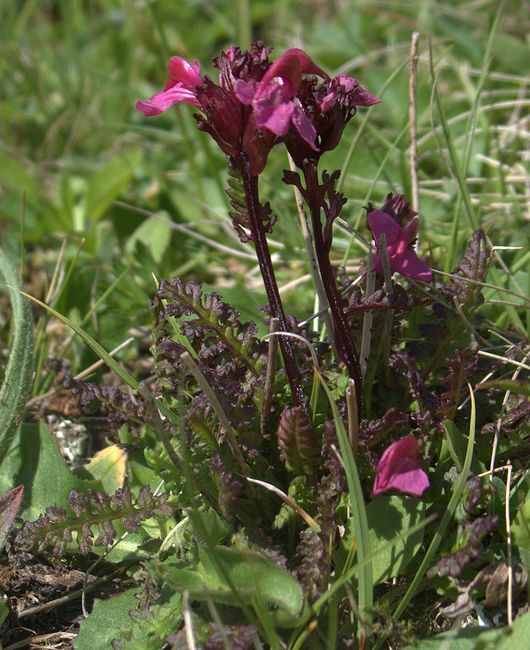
[0, 485, 24, 552]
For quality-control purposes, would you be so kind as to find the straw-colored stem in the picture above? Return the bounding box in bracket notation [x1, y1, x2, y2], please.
[260, 317, 279, 435]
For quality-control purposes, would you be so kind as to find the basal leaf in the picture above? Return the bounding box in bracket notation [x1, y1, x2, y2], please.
[0, 485, 24, 552]
[345, 495, 425, 584]
[164, 545, 304, 625]
[125, 216, 171, 263]
[405, 610, 530, 649]
[82, 445, 127, 493]
[0, 422, 100, 520]
[511, 497, 530, 571]
[74, 588, 139, 650]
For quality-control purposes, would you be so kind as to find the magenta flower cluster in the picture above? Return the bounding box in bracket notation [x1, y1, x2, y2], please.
[136, 43, 379, 175]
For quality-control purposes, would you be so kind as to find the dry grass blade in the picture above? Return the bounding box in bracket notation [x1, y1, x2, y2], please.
[246, 477, 320, 532]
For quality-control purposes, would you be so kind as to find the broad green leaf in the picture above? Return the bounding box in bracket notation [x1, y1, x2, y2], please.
[346, 495, 425, 584]
[74, 588, 139, 650]
[85, 149, 142, 223]
[82, 445, 127, 494]
[107, 591, 182, 650]
[125, 216, 171, 263]
[0, 247, 34, 465]
[164, 545, 303, 624]
[0, 153, 40, 201]
[0, 422, 100, 520]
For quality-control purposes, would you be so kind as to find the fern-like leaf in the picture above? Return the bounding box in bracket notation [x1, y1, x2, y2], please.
[154, 278, 264, 376]
[15, 486, 173, 557]
[442, 229, 490, 308]
[437, 349, 478, 420]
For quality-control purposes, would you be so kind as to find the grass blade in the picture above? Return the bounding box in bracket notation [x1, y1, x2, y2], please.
[0, 248, 34, 465]
[318, 375, 373, 638]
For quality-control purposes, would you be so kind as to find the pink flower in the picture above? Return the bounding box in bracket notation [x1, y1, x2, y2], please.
[282, 68, 380, 168]
[235, 48, 328, 149]
[367, 209, 432, 282]
[320, 75, 380, 114]
[371, 436, 430, 498]
[136, 56, 203, 116]
[135, 44, 379, 174]
[136, 45, 274, 173]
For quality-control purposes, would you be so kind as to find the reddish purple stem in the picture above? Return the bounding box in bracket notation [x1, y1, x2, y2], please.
[237, 153, 308, 414]
[303, 162, 363, 418]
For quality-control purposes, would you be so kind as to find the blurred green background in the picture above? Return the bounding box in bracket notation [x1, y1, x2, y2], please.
[1, 0, 528, 377]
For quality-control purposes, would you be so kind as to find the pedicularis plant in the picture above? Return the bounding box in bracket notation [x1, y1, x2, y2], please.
[12, 43, 529, 649]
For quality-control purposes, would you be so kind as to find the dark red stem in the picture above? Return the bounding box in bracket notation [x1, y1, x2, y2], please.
[237, 153, 308, 413]
[303, 162, 363, 417]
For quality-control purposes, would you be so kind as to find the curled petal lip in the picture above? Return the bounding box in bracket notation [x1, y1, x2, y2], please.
[258, 48, 328, 97]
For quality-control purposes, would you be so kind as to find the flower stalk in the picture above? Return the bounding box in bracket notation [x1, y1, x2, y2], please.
[302, 161, 363, 416]
[236, 152, 308, 413]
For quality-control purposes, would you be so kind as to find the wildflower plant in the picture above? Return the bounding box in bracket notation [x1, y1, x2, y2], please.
[4, 38, 529, 650]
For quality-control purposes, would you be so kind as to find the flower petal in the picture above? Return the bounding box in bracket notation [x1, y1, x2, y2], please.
[258, 48, 327, 98]
[381, 464, 430, 497]
[235, 79, 259, 105]
[394, 248, 432, 282]
[335, 76, 381, 106]
[260, 101, 295, 136]
[291, 105, 318, 149]
[367, 210, 401, 246]
[372, 436, 429, 498]
[135, 84, 201, 116]
[165, 56, 202, 90]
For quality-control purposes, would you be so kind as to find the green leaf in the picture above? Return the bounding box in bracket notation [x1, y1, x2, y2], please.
[164, 545, 304, 625]
[110, 591, 182, 650]
[0, 422, 100, 520]
[511, 497, 530, 570]
[318, 374, 373, 616]
[477, 379, 530, 397]
[85, 149, 142, 223]
[405, 609, 530, 649]
[0, 153, 40, 201]
[0, 247, 34, 465]
[125, 216, 171, 263]
[82, 445, 127, 494]
[74, 588, 139, 650]
[346, 495, 425, 584]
